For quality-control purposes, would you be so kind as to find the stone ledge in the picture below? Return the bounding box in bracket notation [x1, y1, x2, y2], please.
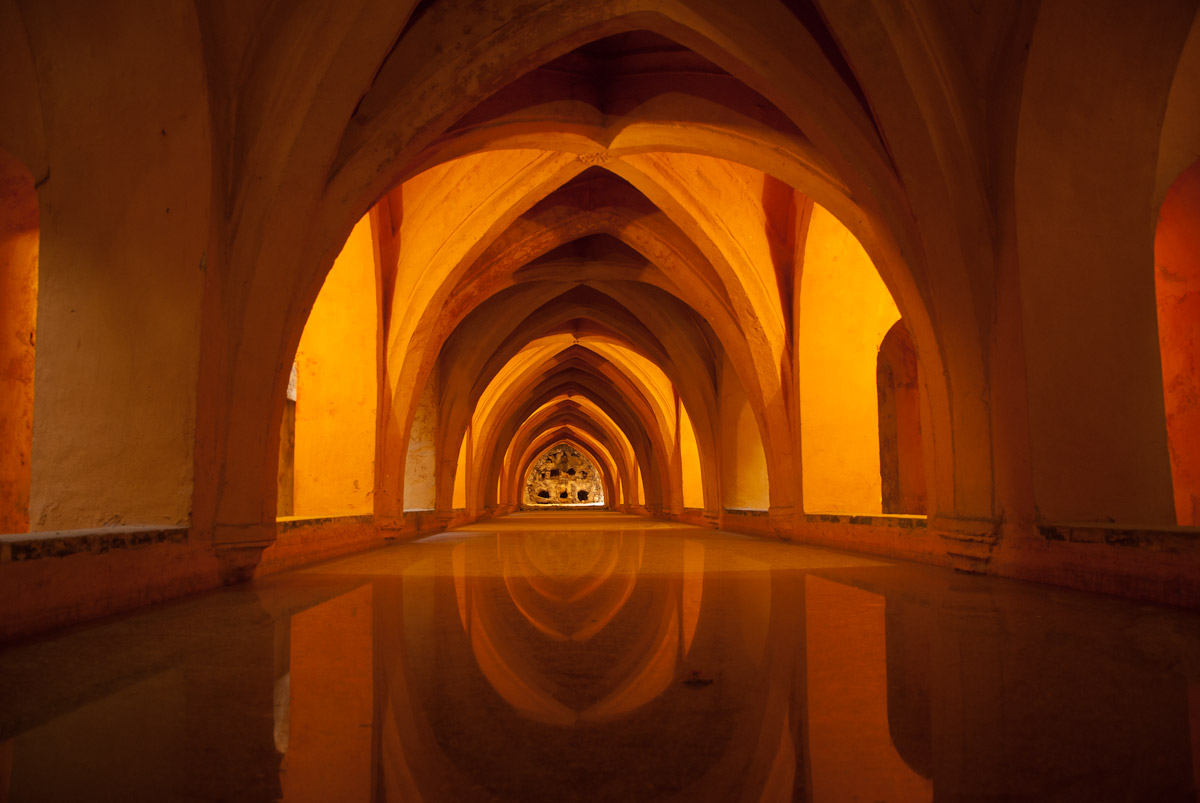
[276, 514, 374, 533]
[517, 504, 609, 511]
[805, 513, 927, 529]
[1039, 522, 1200, 550]
[925, 515, 1001, 572]
[0, 526, 189, 562]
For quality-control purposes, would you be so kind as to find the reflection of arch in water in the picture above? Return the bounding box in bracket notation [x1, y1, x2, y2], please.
[500, 532, 639, 642]
[885, 599, 934, 780]
[449, 533, 705, 725]
[372, 536, 810, 801]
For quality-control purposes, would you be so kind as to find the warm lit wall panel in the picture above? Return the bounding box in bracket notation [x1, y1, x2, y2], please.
[294, 215, 378, 516]
[404, 371, 438, 511]
[719, 353, 769, 510]
[1156, 160, 1200, 525]
[282, 584, 374, 803]
[680, 402, 704, 509]
[800, 205, 900, 514]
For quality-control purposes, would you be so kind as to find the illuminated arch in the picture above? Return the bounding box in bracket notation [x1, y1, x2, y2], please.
[877, 321, 927, 516]
[506, 413, 631, 509]
[473, 359, 671, 512]
[1156, 158, 1200, 525]
[512, 428, 622, 509]
[202, 0, 991, 548]
[519, 442, 607, 507]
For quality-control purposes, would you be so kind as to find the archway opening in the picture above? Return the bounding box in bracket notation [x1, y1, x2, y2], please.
[277, 213, 379, 518]
[523, 442, 606, 508]
[679, 400, 704, 510]
[202, 4, 963, 554]
[718, 352, 769, 512]
[1156, 158, 1200, 525]
[877, 321, 927, 515]
[800, 205, 905, 515]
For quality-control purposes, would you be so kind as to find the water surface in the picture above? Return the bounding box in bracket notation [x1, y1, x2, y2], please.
[1, 512, 1198, 801]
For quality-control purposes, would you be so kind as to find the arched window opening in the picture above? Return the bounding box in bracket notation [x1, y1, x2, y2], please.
[679, 401, 704, 509]
[1156, 158, 1200, 525]
[523, 443, 605, 508]
[877, 321, 927, 515]
[800, 205, 901, 514]
[0, 149, 38, 534]
[718, 353, 770, 512]
[279, 214, 378, 518]
[451, 429, 470, 510]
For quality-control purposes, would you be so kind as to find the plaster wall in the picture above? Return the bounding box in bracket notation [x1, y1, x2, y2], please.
[404, 372, 438, 511]
[800, 205, 900, 514]
[0, 2, 45, 178]
[0, 152, 36, 534]
[1014, 0, 1180, 524]
[294, 216, 378, 517]
[23, 0, 210, 530]
[718, 353, 769, 511]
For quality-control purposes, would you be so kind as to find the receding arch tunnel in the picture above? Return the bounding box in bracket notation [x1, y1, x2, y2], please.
[205, 18, 974, 539]
[279, 25, 944, 530]
[4, 3, 1200, 801]
[0, 0, 1191, 615]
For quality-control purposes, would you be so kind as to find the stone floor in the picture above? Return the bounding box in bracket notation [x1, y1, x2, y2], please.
[1, 511, 1198, 801]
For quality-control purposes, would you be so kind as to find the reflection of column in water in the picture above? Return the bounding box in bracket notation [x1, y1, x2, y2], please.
[0, 738, 12, 800]
[449, 532, 692, 725]
[273, 672, 290, 754]
[805, 576, 932, 803]
[282, 584, 373, 803]
[1191, 683, 1200, 796]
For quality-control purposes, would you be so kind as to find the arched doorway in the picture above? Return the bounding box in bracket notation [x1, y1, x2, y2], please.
[1156, 158, 1200, 525]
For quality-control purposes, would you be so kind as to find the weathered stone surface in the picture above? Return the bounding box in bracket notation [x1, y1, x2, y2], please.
[0, 526, 188, 562]
[524, 443, 604, 507]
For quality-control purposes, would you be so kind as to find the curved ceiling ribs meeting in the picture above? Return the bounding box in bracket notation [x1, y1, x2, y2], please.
[202, 0, 1000, 536]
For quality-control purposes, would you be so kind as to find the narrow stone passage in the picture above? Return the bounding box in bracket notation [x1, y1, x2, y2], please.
[1, 513, 1198, 802]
